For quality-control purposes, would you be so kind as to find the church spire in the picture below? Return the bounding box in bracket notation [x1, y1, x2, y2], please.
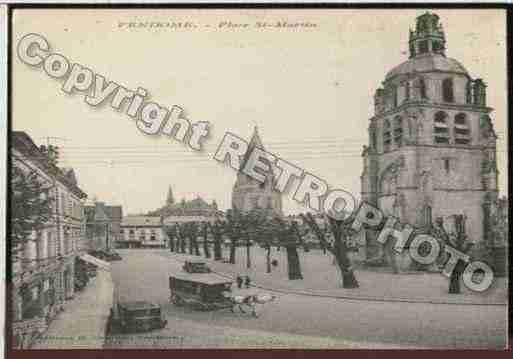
[166, 186, 175, 205]
[409, 12, 446, 58]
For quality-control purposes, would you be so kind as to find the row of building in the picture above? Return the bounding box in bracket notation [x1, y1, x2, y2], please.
[11, 132, 125, 348]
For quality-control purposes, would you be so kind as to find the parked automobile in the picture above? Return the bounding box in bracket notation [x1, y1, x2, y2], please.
[109, 301, 167, 333]
[108, 252, 123, 261]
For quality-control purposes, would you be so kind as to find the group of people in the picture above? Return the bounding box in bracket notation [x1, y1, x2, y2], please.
[235, 275, 251, 289]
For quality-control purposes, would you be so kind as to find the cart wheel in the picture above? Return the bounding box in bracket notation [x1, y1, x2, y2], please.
[141, 322, 151, 332]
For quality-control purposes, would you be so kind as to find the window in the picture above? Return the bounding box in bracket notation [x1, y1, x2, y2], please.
[394, 116, 403, 147]
[47, 232, 53, 259]
[61, 194, 66, 215]
[392, 86, 398, 108]
[466, 81, 473, 104]
[404, 81, 410, 101]
[443, 158, 450, 173]
[419, 78, 427, 99]
[67, 198, 72, 217]
[442, 78, 454, 103]
[150, 230, 156, 241]
[454, 113, 471, 144]
[383, 119, 391, 152]
[434, 112, 450, 144]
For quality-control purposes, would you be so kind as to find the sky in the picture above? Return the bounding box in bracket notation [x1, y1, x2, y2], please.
[11, 8, 508, 215]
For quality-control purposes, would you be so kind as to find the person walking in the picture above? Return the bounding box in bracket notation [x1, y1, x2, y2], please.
[236, 275, 243, 289]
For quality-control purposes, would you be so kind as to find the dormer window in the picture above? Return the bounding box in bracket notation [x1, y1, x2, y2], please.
[434, 111, 450, 144]
[454, 113, 471, 144]
[442, 78, 454, 103]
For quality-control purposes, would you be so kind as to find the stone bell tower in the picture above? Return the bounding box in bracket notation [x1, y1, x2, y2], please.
[360, 12, 499, 261]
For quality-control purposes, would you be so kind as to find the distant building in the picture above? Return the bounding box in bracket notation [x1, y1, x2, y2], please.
[360, 13, 500, 263]
[231, 126, 282, 215]
[83, 202, 123, 252]
[119, 216, 166, 248]
[149, 186, 220, 218]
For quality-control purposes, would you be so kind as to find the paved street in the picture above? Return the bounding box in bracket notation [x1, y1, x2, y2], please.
[105, 249, 506, 349]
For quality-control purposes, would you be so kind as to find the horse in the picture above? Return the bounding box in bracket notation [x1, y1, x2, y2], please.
[229, 293, 277, 317]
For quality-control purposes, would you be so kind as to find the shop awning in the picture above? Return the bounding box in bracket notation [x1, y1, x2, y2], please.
[79, 253, 110, 270]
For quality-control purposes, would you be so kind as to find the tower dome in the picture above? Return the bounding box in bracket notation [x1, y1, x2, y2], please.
[385, 55, 468, 81]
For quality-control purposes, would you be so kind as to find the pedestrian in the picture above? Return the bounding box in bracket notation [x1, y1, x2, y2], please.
[245, 276, 251, 288]
[236, 275, 243, 289]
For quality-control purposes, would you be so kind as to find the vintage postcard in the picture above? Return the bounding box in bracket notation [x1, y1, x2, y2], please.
[7, 7, 508, 350]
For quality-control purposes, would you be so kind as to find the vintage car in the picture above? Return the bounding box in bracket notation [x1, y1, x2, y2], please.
[169, 271, 233, 311]
[110, 301, 167, 333]
[182, 259, 211, 273]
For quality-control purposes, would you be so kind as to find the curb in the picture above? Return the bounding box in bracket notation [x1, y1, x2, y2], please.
[165, 252, 507, 307]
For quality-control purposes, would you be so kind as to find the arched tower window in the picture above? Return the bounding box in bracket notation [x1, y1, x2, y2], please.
[383, 119, 391, 152]
[419, 78, 427, 99]
[442, 78, 454, 103]
[394, 116, 403, 147]
[380, 168, 397, 196]
[391, 86, 398, 108]
[454, 113, 471, 145]
[434, 111, 450, 144]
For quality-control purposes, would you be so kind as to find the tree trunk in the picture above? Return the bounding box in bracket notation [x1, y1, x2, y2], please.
[266, 246, 271, 273]
[229, 239, 236, 264]
[285, 245, 303, 280]
[169, 235, 175, 252]
[333, 237, 359, 288]
[213, 236, 222, 260]
[202, 239, 209, 258]
[246, 237, 251, 269]
[383, 241, 399, 274]
[202, 225, 211, 259]
[449, 261, 464, 294]
[180, 237, 186, 253]
[193, 237, 200, 256]
[188, 236, 194, 255]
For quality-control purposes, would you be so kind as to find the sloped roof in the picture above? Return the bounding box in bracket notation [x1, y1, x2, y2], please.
[122, 216, 161, 226]
[12, 131, 87, 199]
[235, 126, 276, 188]
[163, 215, 216, 224]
